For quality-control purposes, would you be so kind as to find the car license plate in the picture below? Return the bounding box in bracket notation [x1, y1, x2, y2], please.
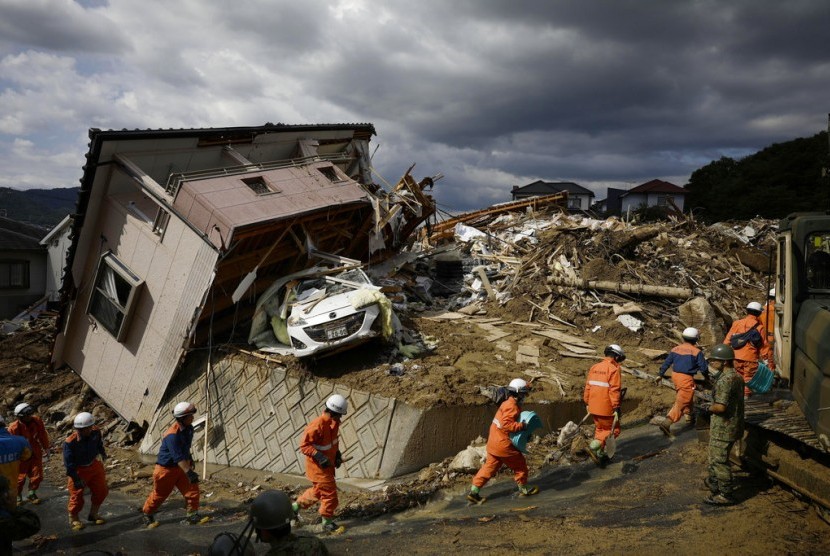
[326, 325, 348, 340]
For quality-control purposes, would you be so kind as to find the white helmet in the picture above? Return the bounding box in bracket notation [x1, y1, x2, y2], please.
[73, 412, 95, 429]
[173, 401, 197, 418]
[325, 394, 348, 415]
[768, 288, 775, 298]
[605, 344, 626, 361]
[507, 378, 529, 394]
[14, 403, 33, 417]
[746, 301, 763, 313]
[681, 327, 700, 341]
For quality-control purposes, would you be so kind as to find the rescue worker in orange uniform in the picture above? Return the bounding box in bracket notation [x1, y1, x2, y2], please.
[293, 394, 348, 533]
[63, 411, 108, 531]
[0, 414, 31, 510]
[584, 345, 625, 466]
[723, 301, 771, 397]
[8, 403, 49, 505]
[758, 288, 776, 370]
[142, 401, 210, 528]
[652, 328, 708, 437]
[467, 378, 539, 503]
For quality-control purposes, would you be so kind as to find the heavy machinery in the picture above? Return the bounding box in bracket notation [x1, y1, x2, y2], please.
[740, 212, 830, 511]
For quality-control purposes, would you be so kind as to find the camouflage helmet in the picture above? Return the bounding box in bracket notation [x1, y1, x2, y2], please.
[710, 344, 735, 361]
[207, 532, 254, 556]
[249, 490, 292, 531]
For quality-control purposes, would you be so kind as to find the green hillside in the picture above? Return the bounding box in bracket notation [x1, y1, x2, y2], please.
[0, 187, 78, 229]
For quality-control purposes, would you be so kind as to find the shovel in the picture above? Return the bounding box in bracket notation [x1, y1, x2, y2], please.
[604, 414, 619, 459]
[231, 223, 295, 304]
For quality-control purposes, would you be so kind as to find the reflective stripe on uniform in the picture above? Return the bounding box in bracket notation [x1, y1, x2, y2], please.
[492, 418, 502, 429]
[588, 380, 610, 387]
[312, 440, 338, 451]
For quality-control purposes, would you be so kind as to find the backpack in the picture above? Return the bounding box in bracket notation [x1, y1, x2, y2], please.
[729, 322, 762, 350]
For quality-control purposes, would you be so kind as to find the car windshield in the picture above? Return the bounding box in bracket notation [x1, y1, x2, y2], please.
[294, 268, 369, 300]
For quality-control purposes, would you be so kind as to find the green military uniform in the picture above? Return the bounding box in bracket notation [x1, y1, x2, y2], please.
[707, 367, 745, 496]
[265, 533, 329, 555]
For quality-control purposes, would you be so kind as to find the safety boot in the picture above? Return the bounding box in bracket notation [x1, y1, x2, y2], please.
[518, 484, 539, 496]
[88, 513, 106, 525]
[27, 490, 40, 505]
[652, 417, 673, 438]
[322, 519, 344, 534]
[704, 493, 736, 506]
[183, 510, 211, 525]
[291, 501, 303, 525]
[142, 513, 160, 529]
[466, 490, 486, 504]
[69, 514, 85, 531]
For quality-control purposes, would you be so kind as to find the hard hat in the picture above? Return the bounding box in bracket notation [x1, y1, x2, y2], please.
[709, 344, 735, 361]
[249, 490, 293, 531]
[746, 301, 763, 313]
[681, 327, 700, 341]
[325, 394, 348, 415]
[507, 378, 529, 394]
[173, 401, 197, 418]
[14, 403, 34, 417]
[604, 344, 626, 361]
[768, 287, 775, 298]
[208, 532, 255, 556]
[73, 412, 95, 429]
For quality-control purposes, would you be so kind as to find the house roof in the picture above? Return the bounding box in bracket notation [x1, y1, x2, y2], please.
[40, 214, 73, 245]
[514, 180, 594, 196]
[0, 216, 48, 251]
[623, 179, 686, 195]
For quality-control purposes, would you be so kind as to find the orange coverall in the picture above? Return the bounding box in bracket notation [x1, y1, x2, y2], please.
[473, 396, 529, 488]
[583, 357, 622, 447]
[64, 428, 109, 517]
[297, 412, 340, 518]
[143, 422, 200, 515]
[8, 415, 49, 494]
[758, 300, 775, 366]
[723, 314, 771, 396]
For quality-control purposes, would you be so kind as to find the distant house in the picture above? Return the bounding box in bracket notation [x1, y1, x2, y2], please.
[0, 216, 47, 319]
[40, 214, 73, 305]
[511, 181, 595, 211]
[619, 179, 687, 214]
[592, 188, 627, 216]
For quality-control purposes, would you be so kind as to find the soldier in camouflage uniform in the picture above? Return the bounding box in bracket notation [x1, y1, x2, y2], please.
[704, 344, 745, 505]
[208, 490, 328, 556]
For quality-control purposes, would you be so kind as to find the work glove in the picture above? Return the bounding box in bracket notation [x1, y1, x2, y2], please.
[613, 408, 621, 421]
[313, 452, 331, 469]
[335, 451, 343, 469]
[654, 375, 663, 385]
[186, 469, 200, 484]
[72, 478, 85, 490]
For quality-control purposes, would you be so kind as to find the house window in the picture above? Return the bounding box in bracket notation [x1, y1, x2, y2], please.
[152, 207, 170, 238]
[318, 166, 341, 182]
[657, 195, 674, 207]
[242, 176, 279, 195]
[568, 197, 581, 209]
[0, 261, 29, 289]
[87, 253, 143, 341]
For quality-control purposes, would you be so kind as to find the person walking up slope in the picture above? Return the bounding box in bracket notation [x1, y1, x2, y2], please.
[8, 403, 49, 505]
[293, 394, 348, 533]
[63, 412, 109, 531]
[584, 345, 625, 466]
[142, 401, 210, 528]
[467, 378, 539, 504]
[652, 328, 708, 437]
[723, 301, 771, 397]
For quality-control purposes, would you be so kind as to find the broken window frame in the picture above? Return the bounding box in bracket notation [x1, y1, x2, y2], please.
[87, 252, 143, 341]
[241, 175, 280, 196]
[318, 166, 342, 183]
[0, 260, 30, 289]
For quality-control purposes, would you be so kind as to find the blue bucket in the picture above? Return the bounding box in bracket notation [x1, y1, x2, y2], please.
[747, 361, 774, 393]
[509, 411, 543, 453]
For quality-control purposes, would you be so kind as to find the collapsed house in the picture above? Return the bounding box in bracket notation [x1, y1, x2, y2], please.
[50, 124, 454, 478]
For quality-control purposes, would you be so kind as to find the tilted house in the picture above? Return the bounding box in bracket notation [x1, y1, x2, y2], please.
[0, 216, 47, 319]
[511, 180, 595, 211]
[619, 179, 687, 213]
[52, 123, 390, 428]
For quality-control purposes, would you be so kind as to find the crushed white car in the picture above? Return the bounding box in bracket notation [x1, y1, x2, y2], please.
[248, 257, 392, 358]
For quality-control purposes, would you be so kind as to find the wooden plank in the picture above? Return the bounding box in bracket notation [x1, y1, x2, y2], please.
[532, 329, 594, 348]
[558, 351, 599, 360]
[559, 343, 596, 355]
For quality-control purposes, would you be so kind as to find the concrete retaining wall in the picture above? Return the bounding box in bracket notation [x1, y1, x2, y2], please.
[140, 352, 586, 479]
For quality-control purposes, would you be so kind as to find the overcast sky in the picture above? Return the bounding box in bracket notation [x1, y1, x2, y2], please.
[1, 0, 828, 212]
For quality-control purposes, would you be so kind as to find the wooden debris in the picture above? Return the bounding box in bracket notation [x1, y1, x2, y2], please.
[547, 276, 693, 299]
[516, 343, 540, 366]
[532, 329, 594, 348]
